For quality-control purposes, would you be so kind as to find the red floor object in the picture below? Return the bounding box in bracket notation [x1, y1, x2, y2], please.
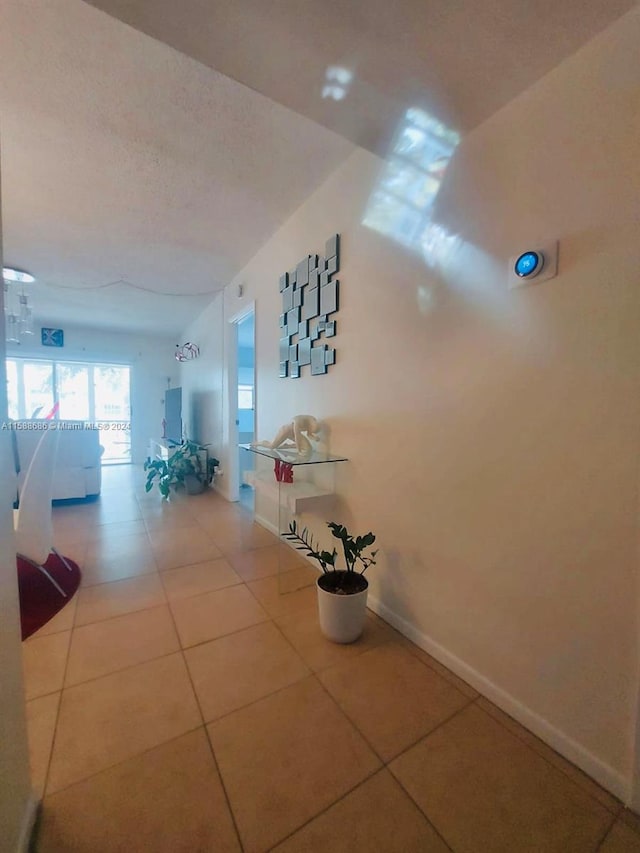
[17, 553, 81, 640]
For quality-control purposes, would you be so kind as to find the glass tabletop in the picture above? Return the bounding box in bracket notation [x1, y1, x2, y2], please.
[239, 443, 348, 466]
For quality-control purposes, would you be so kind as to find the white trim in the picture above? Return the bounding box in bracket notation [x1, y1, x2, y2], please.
[224, 300, 255, 503]
[367, 593, 630, 803]
[15, 792, 39, 853]
[253, 512, 279, 536]
[629, 450, 640, 811]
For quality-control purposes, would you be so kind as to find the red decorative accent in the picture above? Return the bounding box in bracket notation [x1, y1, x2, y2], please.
[45, 401, 60, 420]
[274, 460, 294, 483]
[17, 553, 81, 640]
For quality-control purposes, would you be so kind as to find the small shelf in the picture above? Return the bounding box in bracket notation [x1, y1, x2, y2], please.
[243, 470, 334, 513]
[239, 443, 348, 466]
[239, 443, 347, 594]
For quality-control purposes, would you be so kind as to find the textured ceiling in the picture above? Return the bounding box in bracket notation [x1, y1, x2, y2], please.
[0, 0, 632, 336]
[0, 0, 353, 334]
[85, 0, 635, 151]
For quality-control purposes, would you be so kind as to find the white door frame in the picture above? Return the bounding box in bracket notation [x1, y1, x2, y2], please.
[225, 300, 255, 503]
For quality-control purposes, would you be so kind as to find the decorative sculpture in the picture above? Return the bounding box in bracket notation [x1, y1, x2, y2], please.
[255, 414, 320, 456]
[279, 234, 340, 378]
[274, 460, 294, 483]
[175, 342, 200, 362]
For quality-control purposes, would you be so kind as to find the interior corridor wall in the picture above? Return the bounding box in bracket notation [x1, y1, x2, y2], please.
[179, 291, 224, 453]
[0, 155, 34, 851]
[182, 10, 640, 798]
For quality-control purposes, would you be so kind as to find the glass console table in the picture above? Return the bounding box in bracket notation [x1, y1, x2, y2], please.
[239, 444, 348, 593]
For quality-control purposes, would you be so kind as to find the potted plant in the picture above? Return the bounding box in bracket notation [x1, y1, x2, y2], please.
[284, 520, 378, 643]
[144, 440, 219, 499]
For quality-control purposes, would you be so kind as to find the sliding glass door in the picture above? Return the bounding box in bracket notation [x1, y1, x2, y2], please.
[93, 365, 131, 463]
[6, 359, 131, 464]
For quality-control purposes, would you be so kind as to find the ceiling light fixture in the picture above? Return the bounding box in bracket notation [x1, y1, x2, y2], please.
[3, 266, 35, 343]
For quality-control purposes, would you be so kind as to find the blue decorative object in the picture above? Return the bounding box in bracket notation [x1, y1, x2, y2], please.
[41, 328, 64, 347]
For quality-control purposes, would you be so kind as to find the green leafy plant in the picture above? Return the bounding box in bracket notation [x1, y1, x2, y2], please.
[144, 440, 219, 499]
[284, 520, 378, 575]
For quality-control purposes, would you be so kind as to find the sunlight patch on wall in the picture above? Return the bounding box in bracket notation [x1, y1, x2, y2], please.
[363, 108, 459, 254]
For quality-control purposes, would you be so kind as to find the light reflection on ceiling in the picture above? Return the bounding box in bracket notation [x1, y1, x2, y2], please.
[363, 108, 460, 254]
[322, 66, 353, 101]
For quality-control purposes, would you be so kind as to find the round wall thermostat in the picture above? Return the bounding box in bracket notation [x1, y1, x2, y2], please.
[514, 250, 544, 279]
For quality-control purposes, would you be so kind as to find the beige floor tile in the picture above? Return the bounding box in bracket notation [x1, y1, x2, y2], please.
[390, 703, 612, 853]
[227, 543, 305, 582]
[477, 696, 622, 813]
[84, 532, 153, 566]
[206, 529, 250, 556]
[65, 605, 179, 686]
[26, 692, 60, 796]
[142, 513, 199, 533]
[141, 504, 198, 527]
[147, 524, 212, 551]
[272, 769, 449, 853]
[185, 621, 309, 721]
[37, 729, 240, 853]
[191, 503, 240, 526]
[276, 609, 393, 672]
[51, 538, 88, 566]
[600, 821, 640, 852]
[239, 522, 280, 551]
[91, 503, 143, 524]
[152, 538, 223, 572]
[208, 676, 380, 852]
[47, 653, 201, 794]
[394, 634, 479, 700]
[246, 568, 318, 618]
[75, 573, 166, 626]
[170, 583, 269, 648]
[160, 558, 242, 602]
[51, 522, 93, 547]
[22, 631, 71, 700]
[319, 642, 470, 761]
[87, 519, 149, 540]
[92, 510, 143, 527]
[29, 595, 78, 639]
[81, 553, 158, 586]
[213, 523, 279, 555]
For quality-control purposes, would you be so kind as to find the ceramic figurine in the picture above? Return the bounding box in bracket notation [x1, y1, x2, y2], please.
[254, 414, 320, 455]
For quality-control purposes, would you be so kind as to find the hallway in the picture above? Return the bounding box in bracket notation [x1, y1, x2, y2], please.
[22, 466, 640, 852]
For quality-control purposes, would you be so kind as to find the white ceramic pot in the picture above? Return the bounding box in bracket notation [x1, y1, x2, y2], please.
[317, 572, 369, 644]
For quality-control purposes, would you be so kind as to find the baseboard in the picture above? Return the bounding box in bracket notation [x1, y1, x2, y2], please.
[253, 513, 279, 537]
[15, 792, 39, 853]
[367, 594, 629, 803]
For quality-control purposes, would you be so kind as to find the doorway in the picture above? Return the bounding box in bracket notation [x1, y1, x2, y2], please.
[236, 311, 255, 509]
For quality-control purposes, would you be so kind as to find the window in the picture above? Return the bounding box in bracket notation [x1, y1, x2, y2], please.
[5, 358, 132, 463]
[238, 384, 254, 410]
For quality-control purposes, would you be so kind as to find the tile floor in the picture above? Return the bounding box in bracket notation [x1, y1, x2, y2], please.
[22, 465, 640, 852]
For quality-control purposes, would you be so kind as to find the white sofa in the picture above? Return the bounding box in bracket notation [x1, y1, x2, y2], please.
[12, 421, 103, 500]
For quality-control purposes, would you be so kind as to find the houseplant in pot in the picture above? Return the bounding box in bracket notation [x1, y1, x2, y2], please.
[144, 440, 219, 499]
[284, 520, 378, 644]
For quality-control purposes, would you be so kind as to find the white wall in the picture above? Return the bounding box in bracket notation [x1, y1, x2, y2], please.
[181, 10, 640, 798]
[7, 326, 179, 463]
[179, 292, 224, 453]
[0, 159, 34, 852]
